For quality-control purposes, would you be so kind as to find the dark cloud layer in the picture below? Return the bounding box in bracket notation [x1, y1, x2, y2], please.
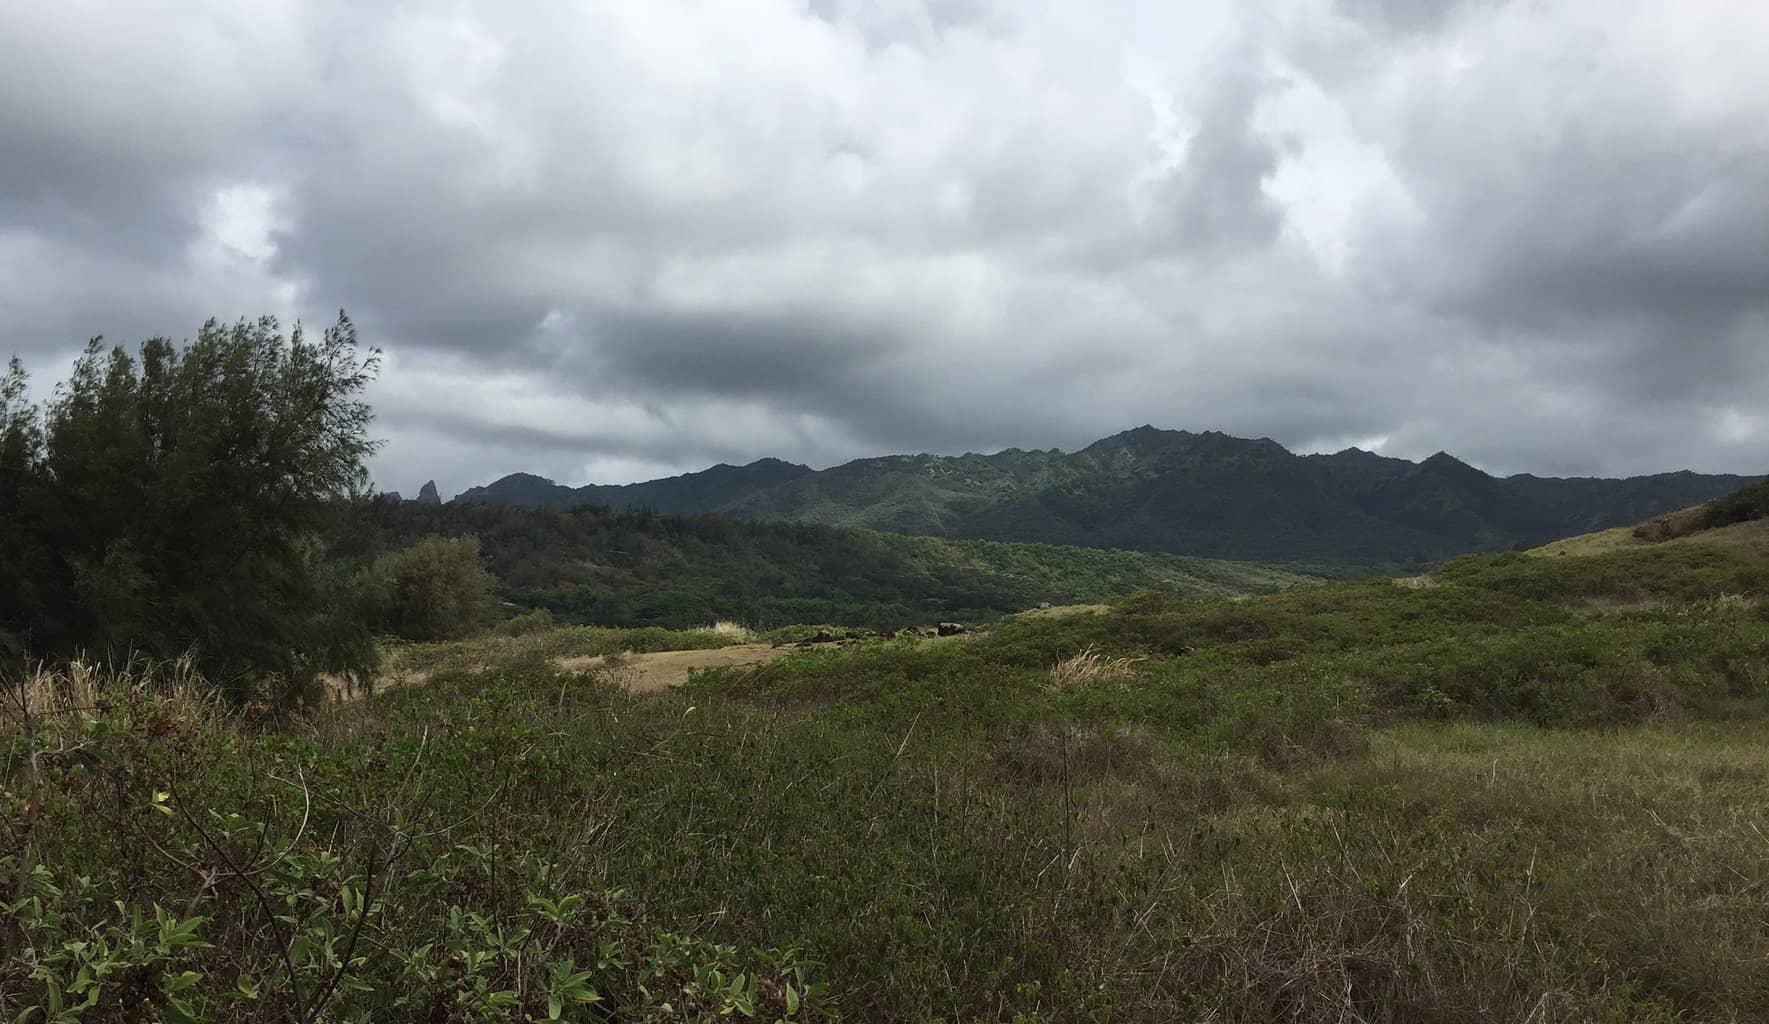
[2, 0, 1765, 497]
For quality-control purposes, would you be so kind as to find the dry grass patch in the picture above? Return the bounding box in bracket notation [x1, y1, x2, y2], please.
[1047, 645, 1144, 690]
[2, 658, 220, 738]
[556, 644, 789, 693]
[324, 669, 432, 702]
[1014, 602, 1111, 619]
[701, 620, 754, 642]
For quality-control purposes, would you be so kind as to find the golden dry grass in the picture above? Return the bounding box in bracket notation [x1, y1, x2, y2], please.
[1, 657, 220, 737]
[1047, 645, 1144, 690]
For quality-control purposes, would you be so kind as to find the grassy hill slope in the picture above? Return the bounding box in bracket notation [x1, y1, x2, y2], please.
[1531, 479, 1769, 558]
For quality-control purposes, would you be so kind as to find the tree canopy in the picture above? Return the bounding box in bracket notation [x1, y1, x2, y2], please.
[0, 313, 381, 699]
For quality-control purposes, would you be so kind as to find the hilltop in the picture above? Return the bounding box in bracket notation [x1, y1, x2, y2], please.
[455, 427, 1761, 565]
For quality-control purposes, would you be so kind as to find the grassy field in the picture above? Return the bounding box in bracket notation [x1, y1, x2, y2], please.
[7, 515, 1769, 1021]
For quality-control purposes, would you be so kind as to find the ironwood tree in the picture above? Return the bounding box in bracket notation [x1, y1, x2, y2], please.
[0, 312, 382, 699]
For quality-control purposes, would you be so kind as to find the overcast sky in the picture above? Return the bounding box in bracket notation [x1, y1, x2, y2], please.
[3, 0, 1766, 497]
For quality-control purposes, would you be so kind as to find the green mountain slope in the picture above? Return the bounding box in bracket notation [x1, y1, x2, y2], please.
[338, 498, 1314, 629]
[459, 458, 813, 513]
[455, 427, 1761, 566]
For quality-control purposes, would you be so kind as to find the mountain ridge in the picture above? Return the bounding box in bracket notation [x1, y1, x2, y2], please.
[452, 427, 1763, 565]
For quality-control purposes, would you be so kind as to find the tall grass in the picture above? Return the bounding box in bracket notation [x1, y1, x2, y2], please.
[2, 656, 219, 738]
[702, 620, 754, 642]
[1046, 645, 1143, 689]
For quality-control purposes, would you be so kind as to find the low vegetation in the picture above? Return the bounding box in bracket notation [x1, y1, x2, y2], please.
[9, 509, 1769, 1020]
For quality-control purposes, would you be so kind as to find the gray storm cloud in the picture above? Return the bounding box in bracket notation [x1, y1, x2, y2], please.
[1, 0, 1765, 497]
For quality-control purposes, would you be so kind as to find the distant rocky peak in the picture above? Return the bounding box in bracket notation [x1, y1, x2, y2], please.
[416, 480, 442, 505]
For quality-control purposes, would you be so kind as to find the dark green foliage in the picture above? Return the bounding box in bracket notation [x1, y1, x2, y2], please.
[0, 314, 381, 698]
[1695, 479, 1769, 531]
[462, 458, 813, 513]
[336, 499, 1314, 630]
[459, 427, 1760, 565]
[360, 535, 496, 641]
[0, 359, 51, 661]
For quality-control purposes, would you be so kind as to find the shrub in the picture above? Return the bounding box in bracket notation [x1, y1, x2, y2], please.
[498, 607, 556, 636]
[361, 535, 495, 641]
[1047, 645, 1142, 690]
[1696, 479, 1769, 531]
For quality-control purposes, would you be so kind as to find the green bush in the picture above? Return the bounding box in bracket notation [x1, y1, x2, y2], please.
[361, 535, 495, 641]
[1697, 479, 1769, 531]
[497, 607, 556, 635]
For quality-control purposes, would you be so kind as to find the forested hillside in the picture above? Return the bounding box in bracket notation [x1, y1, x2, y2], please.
[337, 498, 1315, 629]
[459, 427, 1759, 565]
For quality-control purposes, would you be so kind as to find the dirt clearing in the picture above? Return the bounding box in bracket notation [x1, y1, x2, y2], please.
[555, 643, 789, 694]
[1011, 603, 1111, 619]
